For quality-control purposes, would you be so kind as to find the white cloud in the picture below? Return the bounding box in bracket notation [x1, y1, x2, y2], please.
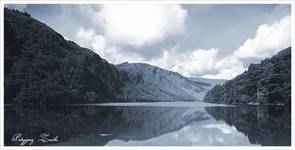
[76, 27, 143, 64]
[234, 15, 291, 59]
[76, 27, 107, 51]
[203, 14, 291, 79]
[149, 14, 290, 79]
[74, 4, 187, 63]
[146, 47, 244, 79]
[92, 35, 107, 51]
[205, 55, 245, 79]
[97, 4, 187, 47]
[76, 27, 97, 49]
[202, 67, 245, 80]
[148, 48, 220, 77]
[75, 8, 290, 80]
[93, 45, 144, 64]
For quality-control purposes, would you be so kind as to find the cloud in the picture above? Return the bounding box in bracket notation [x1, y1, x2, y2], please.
[76, 27, 144, 64]
[5, 4, 27, 11]
[148, 48, 220, 77]
[76, 27, 97, 49]
[233, 15, 291, 59]
[202, 14, 291, 79]
[202, 69, 243, 80]
[96, 4, 187, 47]
[75, 27, 233, 79]
[149, 14, 290, 79]
[73, 6, 290, 80]
[74, 4, 187, 63]
[76, 14, 290, 80]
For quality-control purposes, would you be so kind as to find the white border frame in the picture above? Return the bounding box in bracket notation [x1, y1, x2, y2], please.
[0, 0, 294, 150]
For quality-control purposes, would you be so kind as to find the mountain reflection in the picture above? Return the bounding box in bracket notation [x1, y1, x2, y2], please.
[4, 104, 290, 146]
[205, 106, 291, 146]
[5, 105, 209, 146]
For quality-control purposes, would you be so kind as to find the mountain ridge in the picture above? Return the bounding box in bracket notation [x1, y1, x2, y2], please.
[204, 47, 291, 106]
[115, 62, 224, 102]
[4, 8, 123, 104]
[4, 8, 221, 104]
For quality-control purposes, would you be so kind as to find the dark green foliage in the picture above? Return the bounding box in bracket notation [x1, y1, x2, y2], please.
[204, 47, 291, 106]
[4, 9, 123, 104]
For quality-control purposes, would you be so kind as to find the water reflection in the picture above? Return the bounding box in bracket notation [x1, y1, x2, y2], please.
[106, 118, 255, 146]
[205, 106, 291, 146]
[4, 104, 290, 146]
[5, 105, 209, 146]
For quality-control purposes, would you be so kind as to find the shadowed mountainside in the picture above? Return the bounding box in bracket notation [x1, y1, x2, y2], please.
[204, 47, 291, 106]
[4, 8, 219, 104]
[4, 8, 123, 104]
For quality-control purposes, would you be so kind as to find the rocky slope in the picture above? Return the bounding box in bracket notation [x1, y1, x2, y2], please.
[115, 63, 224, 102]
[204, 47, 291, 106]
[4, 8, 123, 104]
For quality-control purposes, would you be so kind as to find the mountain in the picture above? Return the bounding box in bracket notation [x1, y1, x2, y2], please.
[4, 8, 226, 104]
[4, 8, 123, 104]
[115, 62, 224, 102]
[204, 47, 291, 106]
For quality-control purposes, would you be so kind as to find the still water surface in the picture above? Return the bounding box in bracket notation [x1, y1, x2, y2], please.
[4, 102, 290, 146]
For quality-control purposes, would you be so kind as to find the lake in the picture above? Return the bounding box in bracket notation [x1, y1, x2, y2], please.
[4, 102, 291, 146]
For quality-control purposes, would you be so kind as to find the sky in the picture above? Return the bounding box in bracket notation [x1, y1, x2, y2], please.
[5, 4, 291, 79]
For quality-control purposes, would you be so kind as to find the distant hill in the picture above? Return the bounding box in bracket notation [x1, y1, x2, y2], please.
[115, 63, 224, 102]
